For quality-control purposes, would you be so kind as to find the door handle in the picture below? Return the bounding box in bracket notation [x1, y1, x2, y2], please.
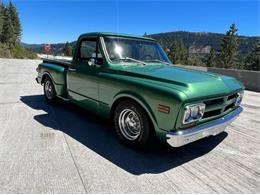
[68, 68, 76, 72]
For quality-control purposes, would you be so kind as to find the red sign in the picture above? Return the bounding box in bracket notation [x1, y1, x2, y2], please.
[44, 44, 52, 54]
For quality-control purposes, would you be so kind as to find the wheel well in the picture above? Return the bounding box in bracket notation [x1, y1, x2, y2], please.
[41, 73, 49, 84]
[110, 97, 128, 119]
[110, 97, 155, 133]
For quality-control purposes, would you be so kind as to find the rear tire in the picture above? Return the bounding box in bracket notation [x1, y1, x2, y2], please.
[113, 99, 153, 148]
[43, 76, 57, 104]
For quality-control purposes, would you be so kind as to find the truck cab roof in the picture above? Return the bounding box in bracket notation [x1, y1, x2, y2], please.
[79, 32, 156, 41]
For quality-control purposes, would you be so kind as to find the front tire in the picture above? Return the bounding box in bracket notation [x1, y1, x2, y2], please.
[43, 76, 57, 103]
[113, 100, 153, 147]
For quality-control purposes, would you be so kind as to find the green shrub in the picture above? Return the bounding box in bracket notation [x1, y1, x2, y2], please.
[0, 43, 12, 58]
[0, 43, 37, 59]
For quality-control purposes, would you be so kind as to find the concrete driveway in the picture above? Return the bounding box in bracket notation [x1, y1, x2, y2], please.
[0, 59, 259, 193]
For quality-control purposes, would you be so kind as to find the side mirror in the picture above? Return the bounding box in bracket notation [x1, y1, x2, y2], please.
[88, 58, 95, 66]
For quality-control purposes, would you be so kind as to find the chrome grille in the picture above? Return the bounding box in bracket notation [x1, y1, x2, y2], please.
[202, 93, 238, 119]
[204, 98, 224, 106]
[203, 109, 222, 118]
[227, 93, 238, 100]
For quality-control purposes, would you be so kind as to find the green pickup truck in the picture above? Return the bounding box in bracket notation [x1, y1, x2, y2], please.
[36, 32, 244, 148]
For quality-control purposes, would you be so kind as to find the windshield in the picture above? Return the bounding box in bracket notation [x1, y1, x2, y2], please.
[103, 36, 171, 65]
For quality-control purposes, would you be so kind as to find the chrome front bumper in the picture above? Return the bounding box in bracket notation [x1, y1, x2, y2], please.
[166, 106, 243, 147]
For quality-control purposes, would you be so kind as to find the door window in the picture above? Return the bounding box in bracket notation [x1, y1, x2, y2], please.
[80, 40, 96, 60]
[79, 38, 104, 65]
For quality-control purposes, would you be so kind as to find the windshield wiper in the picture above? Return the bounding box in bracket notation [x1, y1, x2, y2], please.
[146, 59, 171, 65]
[120, 57, 146, 65]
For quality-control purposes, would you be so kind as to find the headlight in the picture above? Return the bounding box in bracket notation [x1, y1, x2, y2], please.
[235, 91, 244, 106]
[183, 103, 205, 124]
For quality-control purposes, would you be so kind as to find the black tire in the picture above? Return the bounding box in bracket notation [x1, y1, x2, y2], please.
[43, 76, 57, 104]
[113, 99, 153, 147]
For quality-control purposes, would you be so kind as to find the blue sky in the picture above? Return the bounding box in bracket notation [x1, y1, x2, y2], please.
[5, 0, 260, 44]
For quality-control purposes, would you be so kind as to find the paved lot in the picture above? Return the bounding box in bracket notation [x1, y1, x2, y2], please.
[0, 58, 259, 193]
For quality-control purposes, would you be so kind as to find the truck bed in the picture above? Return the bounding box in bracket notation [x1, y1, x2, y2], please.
[42, 58, 71, 67]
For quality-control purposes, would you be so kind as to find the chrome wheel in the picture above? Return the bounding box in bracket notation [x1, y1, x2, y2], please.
[44, 80, 53, 100]
[118, 109, 142, 140]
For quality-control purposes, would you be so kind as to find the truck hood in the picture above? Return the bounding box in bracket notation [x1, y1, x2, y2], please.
[113, 65, 243, 100]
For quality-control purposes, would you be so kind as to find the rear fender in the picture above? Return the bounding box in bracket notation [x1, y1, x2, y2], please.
[41, 71, 66, 96]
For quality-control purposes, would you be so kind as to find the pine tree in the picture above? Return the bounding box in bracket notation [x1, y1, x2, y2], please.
[188, 52, 203, 66]
[0, 2, 35, 58]
[8, 2, 22, 42]
[206, 48, 216, 67]
[63, 42, 73, 56]
[221, 24, 239, 69]
[194, 53, 203, 66]
[169, 40, 188, 64]
[0, 2, 4, 39]
[244, 40, 260, 71]
[169, 41, 180, 64]
[179, 40, 188, 64]
[1, 5, 15, 48]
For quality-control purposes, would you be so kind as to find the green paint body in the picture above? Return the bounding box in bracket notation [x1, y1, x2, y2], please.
[37, 32, 244, 141]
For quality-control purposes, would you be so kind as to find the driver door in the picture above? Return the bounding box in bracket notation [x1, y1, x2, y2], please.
[67, 37, 103, 111]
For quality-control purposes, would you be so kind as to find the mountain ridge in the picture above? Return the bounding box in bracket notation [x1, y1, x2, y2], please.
[23, 31, 259, 56]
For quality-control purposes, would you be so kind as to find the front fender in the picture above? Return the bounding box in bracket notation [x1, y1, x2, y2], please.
[99, 72, 185, 140]
[113, 91, 157, 125]
[112, 91, 174, 141]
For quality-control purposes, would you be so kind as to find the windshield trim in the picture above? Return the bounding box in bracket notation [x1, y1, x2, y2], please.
[100, 36, 171, 66]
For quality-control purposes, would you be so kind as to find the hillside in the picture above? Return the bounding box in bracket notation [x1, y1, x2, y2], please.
[148, 31, 259, 56]
[23, 31, 259, 57]
[22, 42, 75, 56]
